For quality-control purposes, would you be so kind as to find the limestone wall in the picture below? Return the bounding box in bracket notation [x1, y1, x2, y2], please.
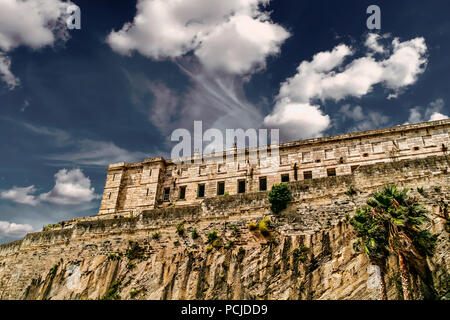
[98, 120, 450, 216]
[0, 155, 448, 300]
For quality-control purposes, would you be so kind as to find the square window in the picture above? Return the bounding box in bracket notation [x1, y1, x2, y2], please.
[281, 174, 290, 183]
[238, 180, 246, 194]
[198, 184, 205, 198]
[303, 171, 313, 180]
[259, 177, 267, 191]
[327, 168, 336, 177]
[217, 182, 225, 196]
[163, 188, 170, 202]
[179, 186, 186, 200]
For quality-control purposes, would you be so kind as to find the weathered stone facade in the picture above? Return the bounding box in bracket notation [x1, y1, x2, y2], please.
[99, 119, 450, 216]
[0, 120, 448, 300]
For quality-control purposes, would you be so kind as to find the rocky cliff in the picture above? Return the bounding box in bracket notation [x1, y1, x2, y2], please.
[0, 156, 448, 300]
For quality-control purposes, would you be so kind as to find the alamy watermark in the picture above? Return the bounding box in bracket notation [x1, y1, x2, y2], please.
[170, 121, 280, 167]
[367, 5, 381, 30]
[66, 4, 81, 30]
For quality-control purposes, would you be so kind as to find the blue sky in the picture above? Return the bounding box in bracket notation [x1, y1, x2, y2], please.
[0, 0, 449, 243]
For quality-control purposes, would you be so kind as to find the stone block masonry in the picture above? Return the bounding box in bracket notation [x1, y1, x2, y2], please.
[99, 119, 450, 217]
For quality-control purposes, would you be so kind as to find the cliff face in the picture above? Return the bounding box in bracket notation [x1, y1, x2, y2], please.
[0, 156, 449, 300]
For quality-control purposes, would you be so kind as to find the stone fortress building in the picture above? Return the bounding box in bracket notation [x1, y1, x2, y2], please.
[99, 119, 450, 216]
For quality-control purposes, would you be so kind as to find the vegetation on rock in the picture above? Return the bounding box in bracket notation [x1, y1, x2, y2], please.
[268, 183, 292, 214]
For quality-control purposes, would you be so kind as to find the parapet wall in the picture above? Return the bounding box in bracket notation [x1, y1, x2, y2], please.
[98, 120, 450, 216]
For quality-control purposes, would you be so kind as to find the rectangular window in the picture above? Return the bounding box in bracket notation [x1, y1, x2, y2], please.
[146, 189, 149, 197]
[112, 174, 116, 181]
[108, 192, 111, 199]
[281, 174, 290, 183]
[163, 188, 170, 202]
[198, 184, 205, 198]
[217, 182, 225, 196]
[327, 168, 336, 177]
[303, 171, 313, 180]
[238, 180, 246, 194]
[259, 177, 267, 191]
[179, 186, 186, 200]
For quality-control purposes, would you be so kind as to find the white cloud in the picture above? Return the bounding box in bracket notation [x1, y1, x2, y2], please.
[264, 34, 428, 140]
[148, 82, 179, 134]
[0, 221, 34, 238]
[39, 169, 99, 205]
[0, 186, 39, 206]
[46, 139, 149, 166]
[0, 169, 99, 206]
[106, 0, 289, 74]
[0, 0, 72, 88]
[406, 98, 448, 124]
[0, 52, 19, 89]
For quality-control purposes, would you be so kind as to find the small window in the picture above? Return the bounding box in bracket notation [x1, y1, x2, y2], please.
[362, 153, 369, 158]
[238, 180, 246, 194]
[163, 188, 170, 202]
[303, 171, 312, 180]
[198, 184, 205, 198]
[112, 174, 116, 181]
[179, 186, 186, 200]
[281, 174, 290, 183]
[259, 177, 267, 191]
[351, 165, 359, 173]
[146, 189, 149, 197]
[413, 146, 420, 151]
[108, 192, 112, 199]
[217, 182, 225, 196]
[327, 168, 336, 177]
[315, 159, 321, 163]
[149, 169, 152, 176]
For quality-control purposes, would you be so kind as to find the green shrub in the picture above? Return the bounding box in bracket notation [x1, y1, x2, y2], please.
[268, 183, 292, 214]
[129, 289, 139, 298]
[152, 232, 160, 240]
[101, 281, 121, 300]
[293, 246, 309, 262]
[345, 185, 357, 197]
[224, 192, 230, 196]
[417, 187, 425, 195]
[224, 241, 234, 250]
[248, 222, 258, 231]
[206, 245, 213, 253]
[176, 222, 185, 236]
[206, 230, 218, 244]
[43, 223, 61, 231]
[258, 217, 272, 237]
[125, 241, 145, 260]
[108, 253, 120, 261]
[127, 262, 137, 270]
[49, 262, 60, 279]
[191, 229, 199, 240]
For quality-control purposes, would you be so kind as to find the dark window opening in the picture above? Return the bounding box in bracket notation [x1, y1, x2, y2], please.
[303, 171, 313, 180]
[315, 159, 321, 163]
[363, 153, 369, 158]
[198, 184, 205, 198]
[281, 174, 290, 183]
[179, 186, 186, 200]
[108, 192, 111, 199]
[413, 146, 420, 151]
[327, 168, 336, 177]
[112, 174, 115, 181]
[146, 189, 149, 197]
[238, 180, 246, 194]
[259, 177, 267, 191]
[217, 182, 225, 196]
[163, 188, 170, 202]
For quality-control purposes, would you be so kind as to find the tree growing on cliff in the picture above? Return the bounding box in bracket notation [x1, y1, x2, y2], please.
[268, 183, 292, 214]
[350, 185, 438, 300]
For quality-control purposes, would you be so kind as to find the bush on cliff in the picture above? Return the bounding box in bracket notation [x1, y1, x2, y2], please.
[268, 183, 292, 214]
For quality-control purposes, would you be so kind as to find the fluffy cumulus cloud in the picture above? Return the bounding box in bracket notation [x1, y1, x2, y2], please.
[0, 0, 72, 89]
[406, 98, 449, 124]
[39, 169, 99, 205]
[106, 0, 290, 74]
[0, 186, 40, 206]
[0, 221, 34, 238]
[264, 34, 428, 140]
[0, 169, 99, 206]
[340, 104, 389, 132]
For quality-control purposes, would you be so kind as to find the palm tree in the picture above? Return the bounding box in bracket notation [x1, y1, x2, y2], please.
[350, 207, 389, 300]
[351, 185, 438, 300]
